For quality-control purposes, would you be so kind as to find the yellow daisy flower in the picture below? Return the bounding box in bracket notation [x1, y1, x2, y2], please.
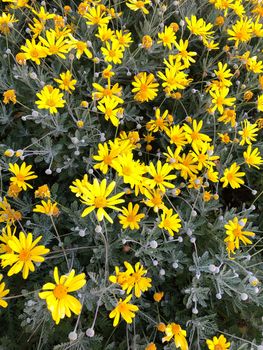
[132, 72, 159, 103]
[39, 267, 86, 324]
[9, 162, 37, 190]
[79, 178, 125, 223]
[119, 202, 145, 230]
[206, 335, 230, 350]
[158, 209, 182, 236]
[0, 231, 49, 279]
[220, 162, 245, 189]
[109, 294, 139, 327]
[36, 85, 66, 114]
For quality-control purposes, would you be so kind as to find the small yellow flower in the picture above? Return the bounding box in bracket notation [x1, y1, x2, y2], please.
[109, 294, 139, 327]
[132, 72, 159, 103]
[35, 185, 51, 199]
[224, 217, 255, 250]
[119, 202, 145, 230]
[9, 162, 38, 190]
[33, 200, 60, 217]
[220, 163, 245, 189]
[206, 335, 230, 350]
[36, 85, 66, 114]
[153, 291, 164, 302]
[159, 209, 181, 236]
[3, 90, 17, 104]
[54, 70, 77, 93]
[162, 323, 188, 350]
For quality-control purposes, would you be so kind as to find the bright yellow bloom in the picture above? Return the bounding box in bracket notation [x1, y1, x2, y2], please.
[224, 217, 255, 250]
[158, 26, 177, 50]
[146, 108, 171, 133]
[143, 189, 166, 212]
[206, 335, 230, 350]
[159, 209, 181, 236]
[36, 85, 66, 114]
[119, 203, 145, 230]
[79, 178, 125, 223]
[175, 153, 199, 180]
[9, 162, 37, 190]
[84, 5, 111, 26]
[157, 67, 192, 92]
[33, 200, 60, 217]
[126, 0, 151, 15]
[39, 267, 86, 324]
[132, 72, 159, 102]
[54, 70, 77, 93]
[95, 25, 114, 42]
[2, 0, 29, 8]
[35, 184, 51, 198]
[97, 96, 122, 127]
[227, 17, 253, 47]
[68, 37, 92, 59]
[238, 119, 259, 145]
[162, 323, 188, 350]
[93, 141, 120, 174]
[183, 120, 211, 152]
[166, 125, 188, 149]
[20, 38, 48, 64]
[122, 261, 152, 297]
[218, 133, 231, 144]
[191, 143, 219, 170]
[0, 274, 9, 308]
[0, 12, 17, 34]
[92, 82, 123, 104]
[209, 87, 236, 114]
[112, 152, 146, 189]
[174, 39, 197, 67]
[109, 294, 139, 327]
[31, 6, 55, 22]
[214, 62, 233, 87]
[220, 163, 245, 189]
[243, 145, 263, 169]
[0, 231, 49, 279]
[101, 40, 124, 64]
[39, 29, 70, 59]
[185, 15, 214, 40]
[115, 29, 133, 48]
[3, 89, 17, 104]
[147, 160, 176, 192]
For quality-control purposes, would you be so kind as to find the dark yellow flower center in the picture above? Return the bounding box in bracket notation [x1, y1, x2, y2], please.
[154, 175, 164, 183]
[94, 196, 107, 208]
[19, 249, 31, 261]
[214, 345, 223, 350]
[53, 284, 67, 299]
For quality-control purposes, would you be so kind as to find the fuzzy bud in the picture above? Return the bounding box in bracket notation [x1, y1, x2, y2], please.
[86, 328, 95, 337]
[68, 331, 78, 341]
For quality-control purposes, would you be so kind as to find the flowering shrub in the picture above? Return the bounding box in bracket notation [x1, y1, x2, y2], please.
[0, 0, 263, 349]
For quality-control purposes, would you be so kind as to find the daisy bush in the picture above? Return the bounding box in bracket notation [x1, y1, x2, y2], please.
[0, 0, 263, 349]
